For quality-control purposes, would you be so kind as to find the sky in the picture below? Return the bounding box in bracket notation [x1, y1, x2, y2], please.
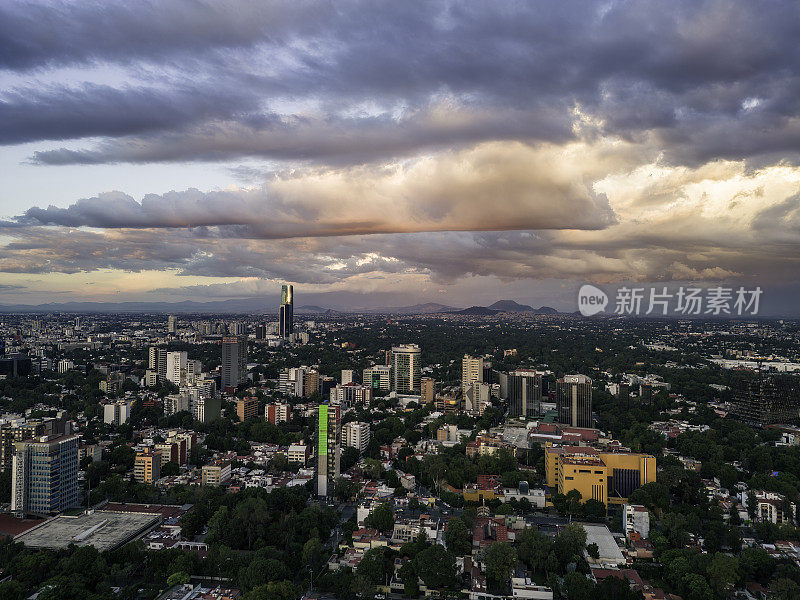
[1, 0, 800, 313]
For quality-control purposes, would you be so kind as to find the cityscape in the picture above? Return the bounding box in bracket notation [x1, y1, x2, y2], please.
[2, 2, 800, 600]
[1, 289, 800, 600]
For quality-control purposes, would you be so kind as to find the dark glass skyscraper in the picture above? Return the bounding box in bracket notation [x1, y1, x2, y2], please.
[557, 374, 592, 428]
[221, 336, 247, 389]
[279, 284, 294, 338]
[508, 370, 543, 418]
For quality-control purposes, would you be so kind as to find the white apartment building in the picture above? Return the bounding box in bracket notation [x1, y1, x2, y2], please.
[343, 421, 371, 453]
[166, 351, 188, 386]
[103, 400, 132, 426]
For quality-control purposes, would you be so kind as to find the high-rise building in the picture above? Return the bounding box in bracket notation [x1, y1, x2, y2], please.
[421, 377, 435, 405]
[557, 374, 592, 428]
[462, 355, 484, 393]
[731, 375, 800, 426]
[202, 460, 231, 486]
[392, 344, 421, 393]
[266, 402, 291, 424]
[103, 400, 132, 426]
[194, 397, 221, 423]
[221, 336, 247, 389]
[316, 403, 341, 497]
[343, 421, 371, 453]
[255, 324, 267, 340]
[164, 393, 190, 416]
[11, 435, 80, 517]
[363, 365, 392, 393]
[166, 351, 188, 386]
[134, 448, 162, 484]
[330, 382, 372, 406]
[236, 397, 259, 422]
[508, 370, 543, 418]
[341, 369, 354, 385]
[465, 381, 491, 414]
[149, 347, 167, 382]
[167, 315, 177, 334]
[279, 284, 294, 339]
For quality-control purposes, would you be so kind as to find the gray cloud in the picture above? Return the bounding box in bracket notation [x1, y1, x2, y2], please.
[1, 1, 798, 168]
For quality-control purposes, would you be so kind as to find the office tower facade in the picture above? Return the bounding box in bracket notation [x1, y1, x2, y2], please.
[11, 435, 80, 517]
[363, 365, 392, 392]
[557, 374, 593, 428]
[316, 403, 341, 497]
[255, 324, 267, 340]
[462, 355, 484, 393]
[134, 448, 161, 484]
[279, 284, 294, 338]
[221, 336, 247, 389]
[167, 315, 177, 334]
[341, 369, 354, 385]
[236, 397, 259, 422]
[392, 344, 421, 393]
[343, 421, 371, 453]
[508, 370, 543, 418]
[421, 377, 435, 405]
[731, 375, 800, 426]
[166, 351, 188, 386]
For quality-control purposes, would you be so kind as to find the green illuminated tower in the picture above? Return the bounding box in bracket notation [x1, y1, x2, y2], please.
[316, 403, 341, 496]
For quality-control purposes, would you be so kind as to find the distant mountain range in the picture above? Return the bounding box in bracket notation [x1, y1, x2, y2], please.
[0, 297, 562, 315]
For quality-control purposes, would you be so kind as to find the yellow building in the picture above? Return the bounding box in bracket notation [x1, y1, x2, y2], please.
[134, 448, 162, 484]
[545, 444, 656, 505]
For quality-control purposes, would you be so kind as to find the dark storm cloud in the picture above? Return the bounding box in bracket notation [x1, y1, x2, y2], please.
[2, 0, 799, 166]
[0, 83, 259, 145]
[0, 1, 330, 71]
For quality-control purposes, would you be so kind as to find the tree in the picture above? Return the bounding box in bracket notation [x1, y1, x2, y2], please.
[414, 544, 457, 590]
[681, 573, 714, 600]
[583, 499, 606, 522]
[166, 571, 190, 587]
[485, 542, 517, 587]
[770, 578, 800, 600]
[562, 572, 594, 600]
[364, 503, 394, 532]
[341, 446, 361, 472]
[302, 537, 322, 567]
[357, 547, 396, 587]
[706, 553, 738, 598]
[444, 517, 472, 556]
[243, 580, 298, 600]
[161, 461, 180, 477]
[586, 543, 600, 560]
[517, 528, 551, 574]
[399, 561, 419, 597]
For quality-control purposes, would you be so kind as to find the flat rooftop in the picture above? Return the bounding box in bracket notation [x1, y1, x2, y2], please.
[582, 524, 625, 564]
[15, 510, 160, 551]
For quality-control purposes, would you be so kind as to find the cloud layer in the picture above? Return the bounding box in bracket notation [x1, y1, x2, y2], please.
[2, 1, 800, 304]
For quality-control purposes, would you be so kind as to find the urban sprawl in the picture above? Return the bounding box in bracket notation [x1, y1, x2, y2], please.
[1, 288, 800, 600]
